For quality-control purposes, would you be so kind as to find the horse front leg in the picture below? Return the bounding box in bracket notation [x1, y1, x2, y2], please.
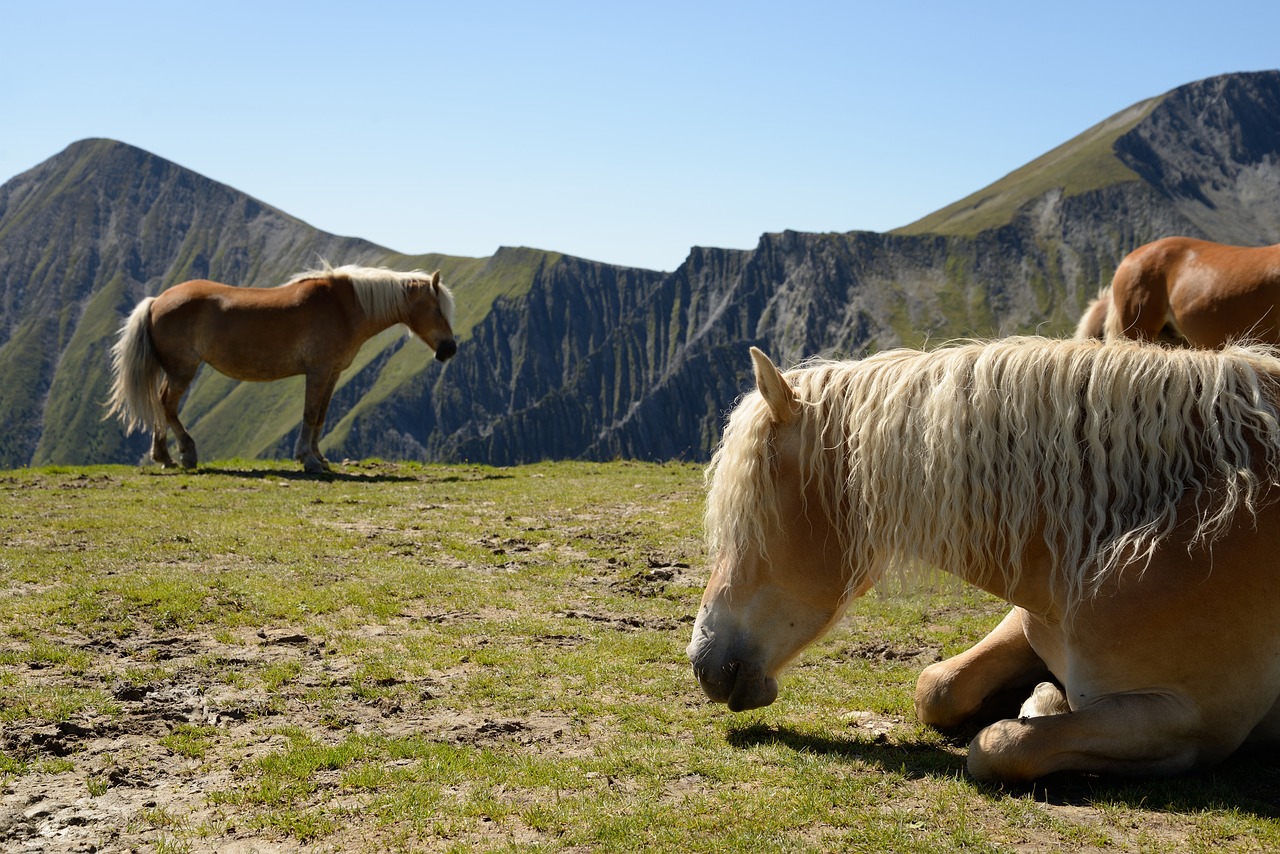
[296, 373, 339, 474]
[915, 607, 1052, 730]
[966, 692, 1216, 783]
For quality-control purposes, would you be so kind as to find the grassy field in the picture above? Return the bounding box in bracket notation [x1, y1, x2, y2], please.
[1, 460, 1278, 852]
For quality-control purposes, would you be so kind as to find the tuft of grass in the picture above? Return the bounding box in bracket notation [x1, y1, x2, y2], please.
[161, 723, 219, 759]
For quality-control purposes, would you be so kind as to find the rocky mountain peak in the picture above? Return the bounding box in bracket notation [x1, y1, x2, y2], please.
[2, 72, 1278, 468]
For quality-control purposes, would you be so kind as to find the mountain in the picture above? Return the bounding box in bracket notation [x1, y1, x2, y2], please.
[0, 139, 553, 467]
[2, 71, 1279, 469]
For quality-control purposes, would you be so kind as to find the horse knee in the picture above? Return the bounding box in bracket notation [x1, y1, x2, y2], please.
[967, 693, 1221, 782]
[967, 717, 1082, 783]
[914, 661, 969, 729]
[916, 655, 1053, 731]
[967, 719, 1037, 783]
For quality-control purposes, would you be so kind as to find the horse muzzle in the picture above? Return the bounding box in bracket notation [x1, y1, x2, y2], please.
[687, 628, 779, 711]
[434, 338, 458, 362]
[691, 658, 779, 712]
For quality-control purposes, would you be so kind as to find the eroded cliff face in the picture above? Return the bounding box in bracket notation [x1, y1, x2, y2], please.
[359, 177, 1203, 466]
[1115, 71, 1280, 244]
[3, 72, 1280, 467]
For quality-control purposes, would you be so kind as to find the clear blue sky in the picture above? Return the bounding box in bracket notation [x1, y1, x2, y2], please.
[4, 1, 1277, 272]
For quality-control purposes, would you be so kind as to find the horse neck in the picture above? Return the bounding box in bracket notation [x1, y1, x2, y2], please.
[863, 490, 1061, 619]
[962, 536, 1059, 618]
[344, 279, 408, 338]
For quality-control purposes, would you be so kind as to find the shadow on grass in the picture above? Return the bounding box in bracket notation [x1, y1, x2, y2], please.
[179, 464, 515, 485]
[194, 465, 420, 484]
[728, 721, 1280, 818]
[727, 721, 965, 778]
[1017, 752, 1280, 819]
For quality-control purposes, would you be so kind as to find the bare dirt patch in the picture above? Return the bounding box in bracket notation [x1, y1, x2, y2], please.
[0, 613, 596, 852]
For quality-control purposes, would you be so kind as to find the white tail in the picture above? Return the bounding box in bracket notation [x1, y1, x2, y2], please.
[104, 297, 165, 433]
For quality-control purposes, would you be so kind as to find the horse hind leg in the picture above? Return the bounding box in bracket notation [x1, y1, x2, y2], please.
[158, 375, 198, 469]
[294, 426, 328, 474]
[1105, 260, 1172, 343]
[151, 426, 176, 468]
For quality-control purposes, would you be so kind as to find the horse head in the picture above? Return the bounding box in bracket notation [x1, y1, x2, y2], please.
[406, 271, 458, 362]
[687, 347, 871, 711]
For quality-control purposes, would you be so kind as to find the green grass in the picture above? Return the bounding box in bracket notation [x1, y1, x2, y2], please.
[1, 460, 1278, 851]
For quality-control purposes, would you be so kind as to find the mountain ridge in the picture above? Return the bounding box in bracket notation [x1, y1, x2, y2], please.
[2, 71, 1279, 468]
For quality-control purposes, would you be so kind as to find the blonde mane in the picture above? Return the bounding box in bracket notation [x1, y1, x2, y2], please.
[706, 336, 1280, 609]
[287, 263, 455, 326]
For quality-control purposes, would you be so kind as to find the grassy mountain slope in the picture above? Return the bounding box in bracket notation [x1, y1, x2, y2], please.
[3, 72, 1279, 467]
[894, 96, 1161, 237]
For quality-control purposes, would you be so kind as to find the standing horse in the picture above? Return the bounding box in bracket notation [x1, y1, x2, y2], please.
[105, 264, 456, 473]
[688, 337, 1280, 782]
[1077, 237, 1280, 347]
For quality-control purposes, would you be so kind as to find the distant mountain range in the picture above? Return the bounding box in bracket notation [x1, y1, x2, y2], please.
[3, 71, 1279, 469]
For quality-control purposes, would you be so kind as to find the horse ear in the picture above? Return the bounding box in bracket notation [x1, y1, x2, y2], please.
[429, 270, 441, 288]
[750, 347, 799, 425]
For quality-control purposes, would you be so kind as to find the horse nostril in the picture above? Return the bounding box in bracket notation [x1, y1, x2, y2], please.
[435, 339, 457, 361]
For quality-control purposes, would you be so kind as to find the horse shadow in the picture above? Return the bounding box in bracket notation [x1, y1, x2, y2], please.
[193, 465, 420, 484]
[191, 464, 517, 485]
[726, 722, 1280, 817]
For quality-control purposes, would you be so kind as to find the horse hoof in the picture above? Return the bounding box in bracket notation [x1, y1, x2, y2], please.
[302, 457, 329, 474]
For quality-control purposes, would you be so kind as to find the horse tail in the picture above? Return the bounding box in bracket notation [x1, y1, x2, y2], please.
[1074, 290, 1110, 340]
[104, 297, 166, 434]
[1102, 290, 1129, 341]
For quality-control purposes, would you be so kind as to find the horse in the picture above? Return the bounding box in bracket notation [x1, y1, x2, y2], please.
[105, 263, 456, 473]
[688, 336, 1280, 782]
[1076, 237, 1280, 347]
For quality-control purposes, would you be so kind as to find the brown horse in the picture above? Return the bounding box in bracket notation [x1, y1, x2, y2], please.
[689, 337, 1280, 782]
[1077, 237, 1280, 346]
[106, 264, 456, 473]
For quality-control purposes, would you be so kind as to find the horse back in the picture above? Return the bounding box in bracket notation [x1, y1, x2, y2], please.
[146, 277, 357, 381]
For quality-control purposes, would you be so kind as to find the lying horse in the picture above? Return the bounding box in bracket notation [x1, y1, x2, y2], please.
[688, 336, 1280, 782]
[106, 264, 456, 473]
[1077, 237, 1280, 346]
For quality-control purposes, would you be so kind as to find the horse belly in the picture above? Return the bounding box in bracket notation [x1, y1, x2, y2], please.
[1038, 507, 1280, 746]
[201, 349, 309, 382]
[188, 303, 322, 382]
